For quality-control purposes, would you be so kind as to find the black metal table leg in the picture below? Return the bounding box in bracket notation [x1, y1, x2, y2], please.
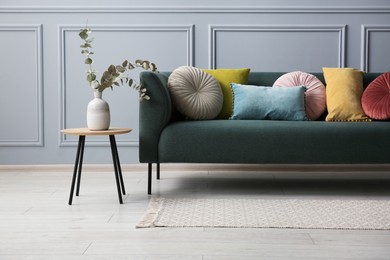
[68, 135, 85, 205]
[75, 135, 85, 196]
[109, 135, 124, 204]
[109, 135, 126, 195]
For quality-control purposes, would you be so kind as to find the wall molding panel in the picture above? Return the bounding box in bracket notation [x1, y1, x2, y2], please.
[0, 24, 43, 147]
[209, 24, 346, 69]
[361, 24, 390, 72]
[58, 24, 194, 147]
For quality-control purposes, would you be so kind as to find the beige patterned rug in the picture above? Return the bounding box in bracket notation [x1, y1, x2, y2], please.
[137, 197, 390, 230]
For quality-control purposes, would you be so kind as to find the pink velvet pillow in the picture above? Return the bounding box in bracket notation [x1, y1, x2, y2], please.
[362, 72, 390, 120]
[273, 71, 326, 120]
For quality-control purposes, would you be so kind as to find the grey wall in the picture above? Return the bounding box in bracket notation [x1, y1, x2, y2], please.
[1, 0, 389, 164]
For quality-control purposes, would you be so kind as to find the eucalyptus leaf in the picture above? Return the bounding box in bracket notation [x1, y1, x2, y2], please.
[142, 62, 150, 70]
[116, 66, 126, 73]
[84, 58, 93, 64]
[79, 30, 89, 40]
[107, 65, 116, 74]
[101, 71, 110, 81]
[89, 80, 99, 89]
[128, 79, 133, 87]
[87, 73, 96, 82]
[135, 59, 143, 66]
[80, 43, 92, 48]
[128, 63, 135, 70]
[150, 63, 157, 72]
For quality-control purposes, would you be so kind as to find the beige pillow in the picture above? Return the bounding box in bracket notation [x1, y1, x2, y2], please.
[323, 67, 370, 122]
[168, 66, 223, 120]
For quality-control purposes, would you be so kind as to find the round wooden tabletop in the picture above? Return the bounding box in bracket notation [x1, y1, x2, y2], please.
[61, 127, 132, 136]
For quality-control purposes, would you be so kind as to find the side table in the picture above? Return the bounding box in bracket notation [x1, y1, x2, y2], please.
[61, 127, 132, 205]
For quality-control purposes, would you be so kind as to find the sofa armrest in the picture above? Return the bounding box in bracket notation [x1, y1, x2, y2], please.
[139, 71, 172, 163]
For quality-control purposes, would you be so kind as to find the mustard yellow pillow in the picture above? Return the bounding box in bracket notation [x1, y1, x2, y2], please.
[203, 68, 250, 119]
[323, 67, 370, 122]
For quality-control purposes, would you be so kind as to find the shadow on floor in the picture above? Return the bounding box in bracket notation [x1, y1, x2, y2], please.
[155, 171, 390, 198]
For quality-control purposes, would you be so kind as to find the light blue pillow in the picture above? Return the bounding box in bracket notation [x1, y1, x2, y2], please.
[230, 83, 308, 121]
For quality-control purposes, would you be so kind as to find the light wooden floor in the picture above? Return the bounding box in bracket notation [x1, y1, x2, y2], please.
[1, 164, 390, 260]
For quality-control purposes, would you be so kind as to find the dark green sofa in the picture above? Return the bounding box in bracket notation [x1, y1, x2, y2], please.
[139, 71, 388, 194]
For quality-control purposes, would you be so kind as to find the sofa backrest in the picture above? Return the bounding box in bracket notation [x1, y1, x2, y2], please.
[247, 72, 382, 90]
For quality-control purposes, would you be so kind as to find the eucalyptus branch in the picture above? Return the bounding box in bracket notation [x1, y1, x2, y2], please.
[79, 26, 158, 101]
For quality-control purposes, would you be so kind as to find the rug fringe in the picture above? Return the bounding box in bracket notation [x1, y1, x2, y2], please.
[136, 197, 163, 228]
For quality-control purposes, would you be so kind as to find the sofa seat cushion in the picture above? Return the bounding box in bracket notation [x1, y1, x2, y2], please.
[158, 120, 390, 164]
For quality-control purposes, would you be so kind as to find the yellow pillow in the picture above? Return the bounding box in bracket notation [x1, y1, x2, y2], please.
[323, 67, 370, 122]
[204, 68, 250, 119]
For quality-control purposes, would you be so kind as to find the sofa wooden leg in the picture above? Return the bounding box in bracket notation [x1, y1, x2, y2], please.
[148, 163, 152, 195]
[157, 163, 160, 180]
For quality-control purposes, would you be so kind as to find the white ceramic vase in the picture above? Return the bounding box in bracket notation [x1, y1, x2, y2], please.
[87, 90, 110, 130]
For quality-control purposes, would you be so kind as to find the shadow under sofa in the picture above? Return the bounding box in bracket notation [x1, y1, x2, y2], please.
[139, 71, 389, 194]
